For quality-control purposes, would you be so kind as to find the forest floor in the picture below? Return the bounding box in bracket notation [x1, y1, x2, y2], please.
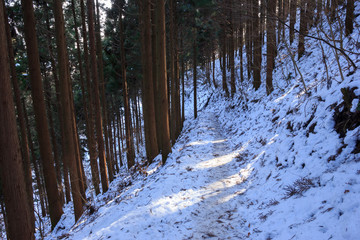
[45, 4, 360, 239]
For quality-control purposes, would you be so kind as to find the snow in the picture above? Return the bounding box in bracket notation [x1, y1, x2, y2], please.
[39, 3, 360, 240]
[351, 98, 359, 112]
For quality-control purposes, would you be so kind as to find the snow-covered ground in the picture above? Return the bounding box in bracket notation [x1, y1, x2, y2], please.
[41, 4, 360, 240]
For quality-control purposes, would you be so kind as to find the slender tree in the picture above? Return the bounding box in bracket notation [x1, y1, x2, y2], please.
[253, 0, 261, 90]
[228, 0, 236, 96]
[139, 0, 159, 162]
[96, 0, 114, 181]
[156, 0, 172, 164]
[221, 28, 229, 97]
[298, 0, 307, 59]
[345, 0, 354, 36]
[266, 0, 276, 94]
[119, 0, 136, 168]
[53, 0, 84, 221]
[87, 0, 109, 192]
[3, 2, 35, 232]
[21, 0, 63, 228]
[0, 1, 34, 238]
[193, 28, 198, 118]
[80, 0, 100, 195]
[289, 0, 297, 44]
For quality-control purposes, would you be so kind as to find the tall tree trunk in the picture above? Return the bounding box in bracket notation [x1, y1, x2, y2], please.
[308, 0, 316, 27]
[229, 0, 236, 97]
[246, 0, 253, 80]
[316, 0, 323, 24]
[221, 29, 229, 97]
[289, 0, 297, 44]
[119, 110, 125, 150]
[181, 37, 185, 124]
[43, 74, 64, 204]
[330, 0, 338, 21]
[72, 0, 99, 194]
[70, 0, 90, 191]
[137, 96, 144, 144]
[23, 98, 47, 217]
[21, 0, 63, 228]
[174, 6, 181, 139]
[139, 0, 159, 163]
[277, 0, 283, 44]
[132, 99, 140, 153]
[0, 2, 34, 238]
[110, 97, 120, 172]
[134, 96, 141, 152]
[87, 0, 109, 192]
[238, 13, 244, 81]
[116, 105, 124, 167]
[169, 0, 176, 142]
[298, 0, 307, 59]
[4, 3, 35, 232]
[119, 1, 136, 168]
[96, 0, 114, 182]
[253, 0, 261, 90]
[107, 102, 116, 174]
[80, 0, 100, 195]
[43, 6, 67, 203]
[53, 0, 84, 221]
[151, 0, 162, 153]
[193, 28, 198, 119]
[345, 0, 354, 36]
[212, 51, 218, 88]
[266, 0, 276, 95]
[156, 0, 172, 164]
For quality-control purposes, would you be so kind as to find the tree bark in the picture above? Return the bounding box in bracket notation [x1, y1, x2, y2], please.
[80, 0, 100, 195]
[116, 104, 124, 167]
[70, 0, 93, 196]
[253, 0, 261, 90]
[266, 0, 276, 95]
[3, 3, 35, 232]
[0, 2, 34, 238]
[221, 28, 229, 97]
[21, 0, 63, 228]
[96, 0, 114, 182]
[156, 0, 172, 164]
[139, 0, 159, 163]
[345, 0, 354, 36]
[23, 98, 47, 217]
[53, 0, 84, 221]
[289, 0, 297, 44]
[43, 6, 68, 203]
[228, 0, 236, 96]
[87, 0, 109, 192]
[193, 29, 198, 119]
[298, 0, 307, 59]
[119, 1, 136, 168]
[181, 37, 185, 125]
[239, 19, 244, 82]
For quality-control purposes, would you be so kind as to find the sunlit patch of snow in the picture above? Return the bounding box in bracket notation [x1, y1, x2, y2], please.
[186, 138, 227, 147]
[193, 151, 236, 170]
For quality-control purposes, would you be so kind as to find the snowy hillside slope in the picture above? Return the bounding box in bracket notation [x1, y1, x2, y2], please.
[45, 4, 360, 240]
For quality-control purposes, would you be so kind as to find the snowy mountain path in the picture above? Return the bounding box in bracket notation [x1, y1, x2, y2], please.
[188, 113, 243, 239]
[183, 111, 247, 239]
[53, 106, 253, 240]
